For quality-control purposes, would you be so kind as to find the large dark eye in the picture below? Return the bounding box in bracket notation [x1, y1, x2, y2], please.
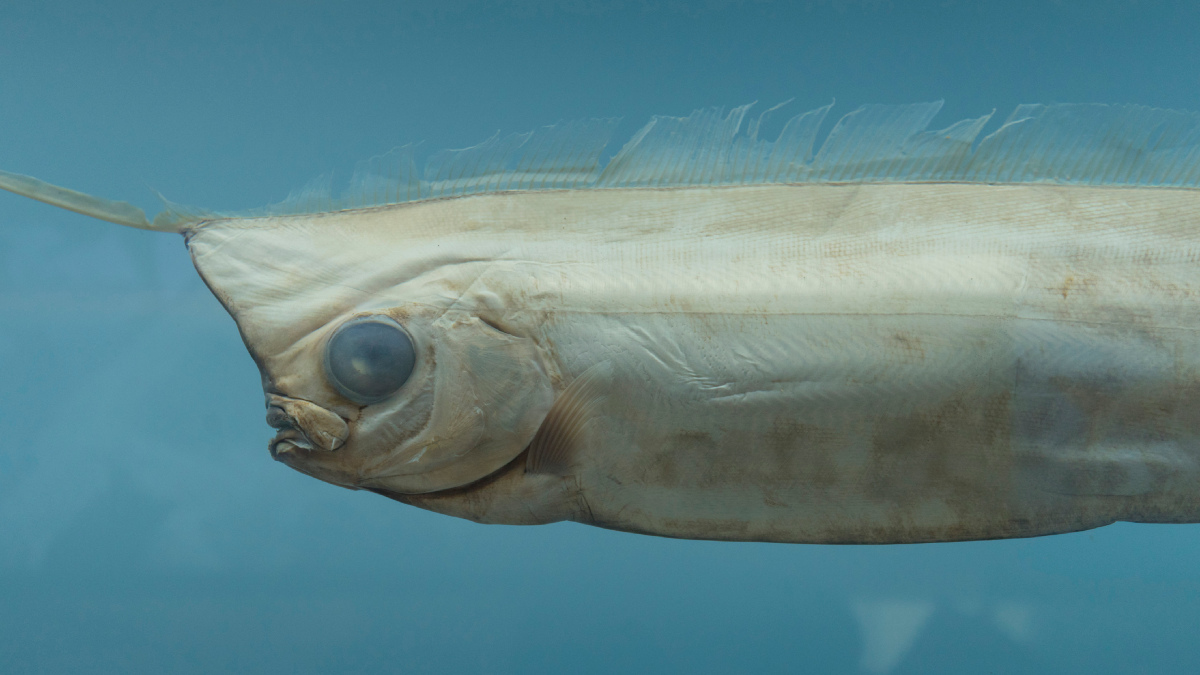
[324, 316, 416, 404]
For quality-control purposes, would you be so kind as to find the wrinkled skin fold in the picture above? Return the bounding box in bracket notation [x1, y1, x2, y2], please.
[186, 183, 1200, 543]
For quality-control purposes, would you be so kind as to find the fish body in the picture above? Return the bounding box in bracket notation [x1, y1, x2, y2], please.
[188, 182, 1200, 543]
[8, 100, 1200, 543]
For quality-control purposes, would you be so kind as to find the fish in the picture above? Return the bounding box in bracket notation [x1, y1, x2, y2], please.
[6, 100, 1200, 544]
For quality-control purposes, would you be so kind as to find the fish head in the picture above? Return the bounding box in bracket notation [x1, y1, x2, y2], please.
[184, 207, 556, 494]
[0, 168, 560, 496]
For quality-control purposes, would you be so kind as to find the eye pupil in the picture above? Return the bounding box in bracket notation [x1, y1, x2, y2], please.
[325, 317, 416, 404]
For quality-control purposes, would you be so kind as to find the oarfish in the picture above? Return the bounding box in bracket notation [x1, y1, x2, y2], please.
[6, 100, 1200, 543]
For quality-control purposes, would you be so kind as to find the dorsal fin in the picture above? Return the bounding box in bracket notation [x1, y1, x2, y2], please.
[9, 101, 1200, 229]
[0, 169, 192, 232]
[250, 101, 1200, 219]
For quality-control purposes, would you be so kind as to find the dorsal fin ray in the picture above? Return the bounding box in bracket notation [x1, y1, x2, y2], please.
[0, 169, 188, 232]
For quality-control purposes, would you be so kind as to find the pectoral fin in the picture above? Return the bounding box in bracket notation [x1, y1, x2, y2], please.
[526, 361, 613, 476]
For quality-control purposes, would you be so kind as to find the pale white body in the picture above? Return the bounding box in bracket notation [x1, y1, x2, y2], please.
[188, 183, 1200, 543]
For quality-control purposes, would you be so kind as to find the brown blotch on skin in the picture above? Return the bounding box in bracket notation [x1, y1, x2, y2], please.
[634, 419, 844, 499]
[890, 332, 927, 362]
[1061, 274, 1075, 300]
[866, 390, 1015, 522]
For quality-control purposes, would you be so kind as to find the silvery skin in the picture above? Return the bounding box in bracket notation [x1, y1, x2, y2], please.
[7, 102, 1200, 543]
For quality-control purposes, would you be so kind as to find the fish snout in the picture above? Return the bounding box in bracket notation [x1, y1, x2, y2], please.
[266, 394, 349, 456]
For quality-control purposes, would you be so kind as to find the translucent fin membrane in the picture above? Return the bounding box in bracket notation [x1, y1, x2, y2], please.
[8, 101, 1200, 230]
[249, 101, 1200, 219]
[256, 119, 621, 216]
[0, 169, 190, 232]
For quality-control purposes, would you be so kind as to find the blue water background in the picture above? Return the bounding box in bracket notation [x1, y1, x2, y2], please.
[2, 2, 1199, 672]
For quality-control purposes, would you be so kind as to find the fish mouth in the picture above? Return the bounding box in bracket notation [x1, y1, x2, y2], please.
[266, 395, 350, 458]
[269, 427, 316, 457]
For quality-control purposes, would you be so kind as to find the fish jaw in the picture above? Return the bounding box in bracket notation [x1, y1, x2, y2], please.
[266, 394, 348, 454]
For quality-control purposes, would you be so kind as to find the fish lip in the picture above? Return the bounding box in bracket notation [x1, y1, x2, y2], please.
[265, 397, 350, 456]
[269, 427, 315, 459]
[266, 405, 292, 430]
